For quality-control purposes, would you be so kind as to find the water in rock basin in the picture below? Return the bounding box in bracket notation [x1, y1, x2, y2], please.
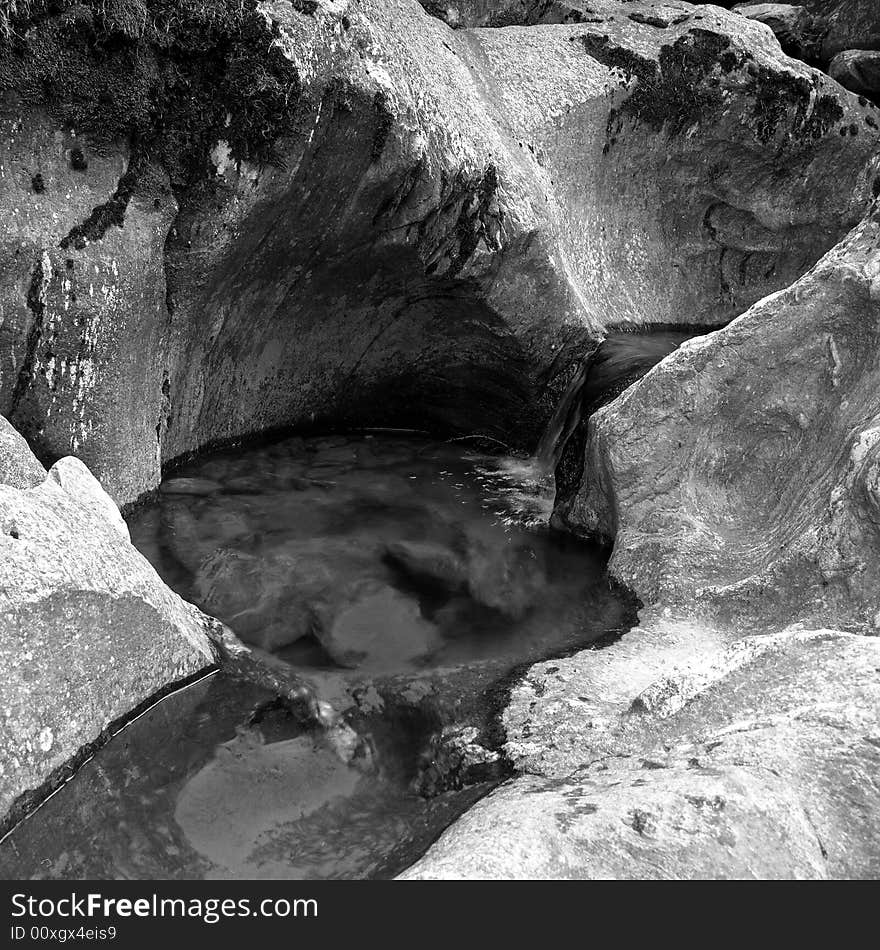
[130, 432, 621, 674]
[0, 433, 635, 880]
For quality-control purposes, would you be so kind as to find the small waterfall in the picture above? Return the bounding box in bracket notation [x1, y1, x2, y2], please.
[534, 329, 700, 472]
[534, 361, 588, 470]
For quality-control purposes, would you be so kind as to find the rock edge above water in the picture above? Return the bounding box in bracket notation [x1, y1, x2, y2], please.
[401, 620, 880, 879]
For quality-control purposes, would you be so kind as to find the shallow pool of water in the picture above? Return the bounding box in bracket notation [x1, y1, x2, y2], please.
[0, 432, 634, 879]
[0, 674, 492, 880]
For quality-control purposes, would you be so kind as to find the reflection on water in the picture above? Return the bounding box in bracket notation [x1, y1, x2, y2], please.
[0, 433, 634, 880]
[0, 676, 490, 880]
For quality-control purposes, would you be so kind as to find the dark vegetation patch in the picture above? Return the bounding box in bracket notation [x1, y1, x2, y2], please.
[59, 154, 146, 249]
[30, 170, 44, 192]
[576, 29, 735, 144]
[417, 163, 503, 280]
[575, 26, 846, 150]
[0, 1, 302, 216]
[745, 64, 843, 144]
[448, 162, 500, 279]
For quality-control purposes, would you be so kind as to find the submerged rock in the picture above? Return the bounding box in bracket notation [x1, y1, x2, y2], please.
[386, 533, 547, 618]
[174, 731, 361, 876]
[313, 582, 439, 670]
[189, 538, 377, 653]
[192, 548, 316, 651]
[465, 536, 547, 619]
[384, 540, 470, 594]
[160, 477, 223, 497]
[0, 418, 216, 825]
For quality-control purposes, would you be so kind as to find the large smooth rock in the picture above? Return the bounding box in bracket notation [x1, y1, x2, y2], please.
[0, 421, 216, 824]
[557, 206, 880, 632]
[192, 544, 332, 652]
[401, 625, 880, 878]
[1, 0, 877, 504]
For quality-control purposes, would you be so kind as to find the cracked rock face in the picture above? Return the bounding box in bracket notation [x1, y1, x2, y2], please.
[1, 0, 877, 504]
[401, 624, 880, 879]
[0, 417, 216, 827]
[556, 206, 880, 632]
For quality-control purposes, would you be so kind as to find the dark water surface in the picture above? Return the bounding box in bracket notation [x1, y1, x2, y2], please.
[0, 433, 634, 879]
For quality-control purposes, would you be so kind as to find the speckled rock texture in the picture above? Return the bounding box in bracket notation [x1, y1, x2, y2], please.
[0, 416, 44, 490]
[1, 0, 877, 503]
[401, 623, 880, 878]
[0, 417, 216, 825]
[556, 206, 880, 633]
[0, 108, 176, 504]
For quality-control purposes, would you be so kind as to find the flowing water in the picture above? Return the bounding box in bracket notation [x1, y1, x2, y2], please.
[534, 329, 697, 470]
[0, 432, 635, 880]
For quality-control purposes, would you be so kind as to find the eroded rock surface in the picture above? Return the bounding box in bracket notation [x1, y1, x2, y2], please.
[0, 417, 216, 826]
[557, 206, 880, 632]
[402, 624, 880, 878]
[1, 0, 877, 503]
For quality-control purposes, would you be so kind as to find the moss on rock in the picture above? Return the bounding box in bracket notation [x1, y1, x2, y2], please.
[577, 24, 844, 150]
[0, 1, 302, 201]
